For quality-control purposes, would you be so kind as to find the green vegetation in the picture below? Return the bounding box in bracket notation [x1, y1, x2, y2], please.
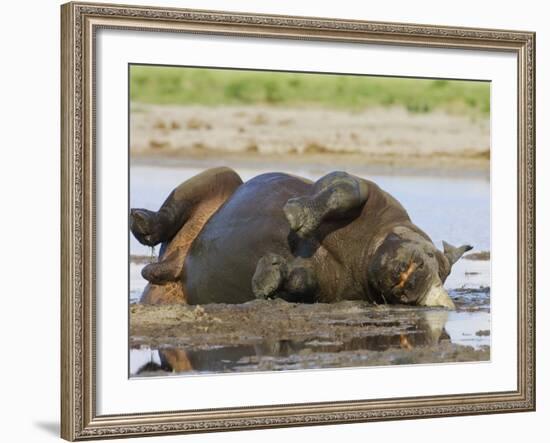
[130, 65, 490, 116]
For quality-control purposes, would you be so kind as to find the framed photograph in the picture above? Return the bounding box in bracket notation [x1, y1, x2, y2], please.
[61, 1, 536, 440]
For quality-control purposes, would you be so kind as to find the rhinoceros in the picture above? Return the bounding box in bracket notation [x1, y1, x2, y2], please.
[130, 167, 471, 308]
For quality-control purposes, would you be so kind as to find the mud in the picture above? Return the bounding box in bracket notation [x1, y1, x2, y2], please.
[464, 251, 490, 261]
[129, 287, 490, 376]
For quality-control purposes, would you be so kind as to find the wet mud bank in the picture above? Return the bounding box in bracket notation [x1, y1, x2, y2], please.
[130, 287, 490, 376]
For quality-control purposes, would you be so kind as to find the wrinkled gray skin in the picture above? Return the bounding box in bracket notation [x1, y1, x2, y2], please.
[130, 169, 472, 308]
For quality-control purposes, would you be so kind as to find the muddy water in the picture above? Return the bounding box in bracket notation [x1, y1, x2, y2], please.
[129, 162, 490, 376]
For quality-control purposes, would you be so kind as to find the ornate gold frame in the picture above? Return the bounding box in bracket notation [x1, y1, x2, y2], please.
[61, 2, 536, 440]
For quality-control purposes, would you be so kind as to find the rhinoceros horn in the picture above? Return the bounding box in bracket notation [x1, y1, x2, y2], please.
[442, 241, 473, 267]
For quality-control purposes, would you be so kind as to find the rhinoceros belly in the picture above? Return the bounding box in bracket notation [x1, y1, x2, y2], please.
[184, 173, 312, 304]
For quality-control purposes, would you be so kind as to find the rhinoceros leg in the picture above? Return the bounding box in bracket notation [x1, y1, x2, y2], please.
[131, 167, 243, 304]
[130, 167, 243, 247]
[283, 171, 369, 238]
[252, 253, 318, 303]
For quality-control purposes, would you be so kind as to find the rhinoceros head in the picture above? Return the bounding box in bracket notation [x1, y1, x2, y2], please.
[367, 231, 472, 309]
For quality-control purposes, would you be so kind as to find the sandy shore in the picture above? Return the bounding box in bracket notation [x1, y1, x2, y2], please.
[131, 104, 490, 173]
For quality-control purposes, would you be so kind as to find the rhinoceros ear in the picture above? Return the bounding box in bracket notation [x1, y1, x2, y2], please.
[442, 241, 473, 267]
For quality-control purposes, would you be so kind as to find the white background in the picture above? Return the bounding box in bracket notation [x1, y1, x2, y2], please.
[96, 29, 517, 414]
[0, 0, 546, 442]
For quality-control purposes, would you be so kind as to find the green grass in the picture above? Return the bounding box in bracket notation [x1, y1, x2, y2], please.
[130, 65, 490, 116]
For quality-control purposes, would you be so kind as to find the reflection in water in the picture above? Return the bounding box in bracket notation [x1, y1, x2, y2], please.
[130, 309, 488, 376]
